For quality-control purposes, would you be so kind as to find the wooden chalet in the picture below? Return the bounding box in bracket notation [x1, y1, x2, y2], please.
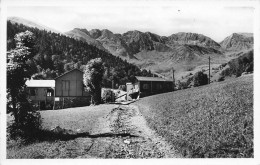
[127, 76, 174, 98]
[54, 68, 89, 98]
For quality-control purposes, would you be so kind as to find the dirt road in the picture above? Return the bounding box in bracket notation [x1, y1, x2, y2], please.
[73, 104, 181, 158]
[7, 104, 181, 158]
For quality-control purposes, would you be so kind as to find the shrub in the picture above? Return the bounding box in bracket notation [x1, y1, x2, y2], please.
[217, 75, 225, 82]
[220, 50, 253, 77]
[102, 89, 115, 103]
[118, 85, 126, 91]
[71, 97, 90, 107]
[193, 71, 208, 87]
[7, 92, 42, 142]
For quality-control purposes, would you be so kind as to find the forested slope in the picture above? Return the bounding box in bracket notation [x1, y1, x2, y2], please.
[7, 21, 153, 87]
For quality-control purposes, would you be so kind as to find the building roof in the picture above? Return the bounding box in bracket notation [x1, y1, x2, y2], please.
[135, 76, 173, 82]
[54, 68, 83, 80]
[25, 80, 55, 88]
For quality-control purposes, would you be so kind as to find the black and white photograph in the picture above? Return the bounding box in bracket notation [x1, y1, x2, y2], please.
[0, 0, 259, 164]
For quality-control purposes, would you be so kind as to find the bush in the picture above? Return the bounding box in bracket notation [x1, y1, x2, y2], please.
[193, 71, 208, 87]
[220, 50, 253, 77]
[217, 75, 225, 82]
[102, 89, 115, 103]
[71, 97, 90, 107]
[118, 85, 126, 91]
[7, 95, 42, 142]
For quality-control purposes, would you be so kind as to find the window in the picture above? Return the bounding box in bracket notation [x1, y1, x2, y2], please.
[47, 88, 54, 96]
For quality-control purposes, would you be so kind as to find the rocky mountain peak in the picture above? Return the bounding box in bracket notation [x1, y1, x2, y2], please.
[220, 33, 253, 51]
[168, 32, 221, 48]
[89, 29, 102, 39]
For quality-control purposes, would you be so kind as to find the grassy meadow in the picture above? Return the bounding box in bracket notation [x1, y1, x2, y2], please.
[134, 74, 253, 158]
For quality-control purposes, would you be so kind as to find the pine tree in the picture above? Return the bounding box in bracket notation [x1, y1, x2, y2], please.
[7, 31, 41, 141]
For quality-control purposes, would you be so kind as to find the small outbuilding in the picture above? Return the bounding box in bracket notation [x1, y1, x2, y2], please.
[127, 76, 174, 98]
[25, 80, 55, 107]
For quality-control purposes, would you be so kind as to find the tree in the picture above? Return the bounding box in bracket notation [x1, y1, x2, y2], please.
[83, 58, 104, 105]
[7, 31, 41, 141]
[193, 71, 208, 87]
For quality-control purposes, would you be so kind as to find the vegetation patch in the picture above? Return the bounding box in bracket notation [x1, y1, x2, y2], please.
[135, 75, 253, 158]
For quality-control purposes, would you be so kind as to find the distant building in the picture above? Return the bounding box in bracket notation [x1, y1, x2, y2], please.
[25, 80, 55, 105]
[54, 68, 89, 98]
[127, 76, 174, 98]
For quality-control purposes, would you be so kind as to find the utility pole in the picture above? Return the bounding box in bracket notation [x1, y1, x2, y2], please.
[208, 56, 211, 84]
[172, 68, 175, 91]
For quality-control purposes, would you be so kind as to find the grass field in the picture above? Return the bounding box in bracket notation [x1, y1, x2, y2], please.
[7, 104, 118, 158]
[134, 74, 253, 158]
[40, 104, 118, 133]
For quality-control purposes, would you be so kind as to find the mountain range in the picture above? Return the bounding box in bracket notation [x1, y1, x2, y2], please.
[8, 16, 254, 78]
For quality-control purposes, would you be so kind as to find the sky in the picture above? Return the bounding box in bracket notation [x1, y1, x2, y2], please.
[6, 0, 255, 42]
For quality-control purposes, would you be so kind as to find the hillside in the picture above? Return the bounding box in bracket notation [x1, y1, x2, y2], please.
[134, 75, 253, 158]
[7, 21, 154, 87]
[8, 17, 61, 34]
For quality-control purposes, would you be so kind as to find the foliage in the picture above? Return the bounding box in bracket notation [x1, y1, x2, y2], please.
[220, 50, 253, 77]
[7, 30, 42, 141]
[135, 76, 253, 158]
[8, 91, 42, 141]
[193, 71, 208, 87]
[102, 89, 115, 103]
[83, 58, 104, 105]
[176, 76, 193, 90]
[217, 75, 225, 82]
[7, 21, 154, 87]
[118, 85, 126, 91]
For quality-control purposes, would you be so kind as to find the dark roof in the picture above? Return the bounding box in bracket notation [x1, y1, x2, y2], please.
[54, 68, 83, 80]
[135, 76, 173, 82]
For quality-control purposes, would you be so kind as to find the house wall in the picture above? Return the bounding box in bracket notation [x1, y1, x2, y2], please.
[28, 87, 54, 102]
[55, 69, 88, 97]
[137, 81, 173, 97]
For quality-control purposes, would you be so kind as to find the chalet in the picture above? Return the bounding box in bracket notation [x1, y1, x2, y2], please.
[127, 76, 174, 98]
[25, 80, 55, 107]
[54, 68, 89, 98]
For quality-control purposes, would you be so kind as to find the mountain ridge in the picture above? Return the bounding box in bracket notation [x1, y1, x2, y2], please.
[8, 16, 254, 79]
